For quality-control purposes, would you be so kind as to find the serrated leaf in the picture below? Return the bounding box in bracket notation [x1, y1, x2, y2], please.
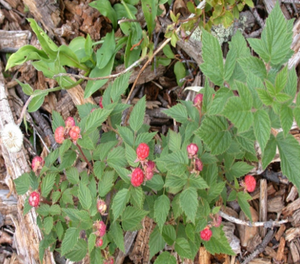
[195, 116, 232, 155]
[64, 239, 87, 262]
[262, 134, 276, 169]
[162, 225, 176, 246]
[189, 174, 208, 189]
[14, 173, 30, 195]
[159, 150, 188, 176]
[49, 204, 61, 216]
[66, 167, 79, 184]
[116, 125, 134, 146]
[179, 187, 198, 224]
[280, 105, 293, 137]
[149, 226, 166, 259]
[135, 132, 157, 147]
[125, 143, 138, 167]
[238, 57, 267, 80]
[154, 195, 170, 231]
[227, 162, 254, 179]
[174, 61, 186, 86]
[207, 182, 225, 203]
[36, 204, 50, 216]
[43, 216, 53, 235]
[154, 252, 177, 264]
[129, 96, 146, 132]
[41, 173, 56, 197]
[168, 129, 182, 152]
[98, 170, 115, 197]
[253, 109, 271, 151]
[112, 189, 130, 220]
[224, 47, 237, 81]
[175, 238, 193, 259]
[85, 108, 113, 134]
[208, 88, 233, 115]
[237, 191, 252, 221]
[61, 227, 80, 256]
[78, 183, 92, 210]
[257, 89, 274, 106]
[88, 233, 96, 254]
[130, 186, 145, 209]
[90, 248, 103, 263]
[107, 146, 127, 168]
[200, 30, 224, 85]
[122, 206, 148, 231]
[110, 221, 125, 252]
[162, 104, 188, 124]
[276, 132, 300, 191]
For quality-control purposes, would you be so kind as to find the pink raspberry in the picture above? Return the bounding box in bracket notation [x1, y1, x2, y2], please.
[69, 126, 81, 142]
[97, 199, 107, 215]
[187, 143, 198, 158]
[195, 158, 203, 171]
[131, 168, 144, 187]
[65, 117, 75, 128]
[94, 220, 106, 237]
[31, 156, 44, 172]
[99, 97, 103, 109]
[54, 126, 65, 144]
[200, 227, 212, 241]
[244, 175, 256, 192]
[96, 238, 103, 247]
[144, 160, 157, 180]
[29, 191, 40, 207]
[213, 215, 222, 227]
[193, 93, 203, 105]
[136, 143, 150, 161]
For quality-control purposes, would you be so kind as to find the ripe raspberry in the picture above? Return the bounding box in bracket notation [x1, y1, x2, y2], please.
[31, 156, 44, 172]
[65, 117, 75, 128]
[29, 191, 40, 207]
[144, 160, 157, 180]
[94, 220, 106, 237]
[55, 126, 65, 144]
[187, 143, 198, 158]
[136, 143, 150, 161]
[200, 227, 212, 241]
[131, 168, 144, 187]
[99, 97, 103, 109]
[244, 175, 256, 192]
[213, 215, 222, 227]
[97, 199, 107, 215]
[195, 158, 203, 171]
[96, 238, 103, 247]
[69, 126, 81, 142]
[193, 93, 203, 105]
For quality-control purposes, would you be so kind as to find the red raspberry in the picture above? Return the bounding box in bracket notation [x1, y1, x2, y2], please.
[136, 143, 150, 161]
[244, 175, 256, 192]
[99, 97, 103, 109]
[97, 199, 107, 215]
[144, 160, 157, 180]
[96, 238, 103, 247]
[55, 126, 65, 144]
[195, 158, 203, 171]
[65, 117, 75, 128]
[29, 191, 40, 207]
[31, 156, 44, 172]
[69, 126, 81, 142]
[200, 227, 212, 241]
[131, 168, 144, 187]
[187, 143, 198, 158]
[94, 220, 106, 237]
[193, 93, 203, 105]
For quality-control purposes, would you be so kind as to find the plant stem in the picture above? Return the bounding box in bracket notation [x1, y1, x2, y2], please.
[76, 143, 93, 172]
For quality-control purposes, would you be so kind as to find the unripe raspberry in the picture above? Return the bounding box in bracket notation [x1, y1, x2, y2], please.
[187, 143, 198, 158]
[94, 220, 106, 237]
[193, 93, 203, 105]
[144, 160, 157, 180]
[69, 126, 81, 142]
[31, 156, 44, 172]
[55, 126, 65, 144]
[213, 215, 222, 227]
[136, 143, 150, 161]
[97, 199, 107, 215]
[99, 97, 103, 109]
[244, 175, 256, 192]
[195, 158, 203, 171]
[200, 227, 212, 241]
[131, 168, 144, 187]
[65, 117, 75, 128]
[29, 191, 40, 207]
[96, 237, 103, 247]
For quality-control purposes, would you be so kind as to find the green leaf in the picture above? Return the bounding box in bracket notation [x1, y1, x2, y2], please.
[276, 132, 300, 191]
[162, 225, 176, 246]
[66, 167, 79, 184]
[179, 187, 198, 224]
[294, 106, 300, 129]
[174, 61, 186, 86]
[189, 174, 208, 189]
[207, 88, 233, 115]
[262, 134, 276, 169]
[280, 105, 293, 137]
[207, 182, 225, 203]
[28, 93, 47, 112]
[238, 57, 267, 80]
[114, 166, 131, 184]
[78, 183, 92, 210]
[163, 44, 175, 59]
[125, 143, 138, 167]
[98, 170, 115, 197]
[257, 89, 274, 106]
[149, 226, 166, 259]
[43, 216, 53, 235]
[227, 162, 254, 179]
[195, 116, 232, 155]
[162, 103, 188, 124]
[112, 189, 130, 220]
[49, 204, 61, 216]
[200, 30, 224, 85]
[107, 146, 127, 168]
[36, 204, 50, 216]
[89, 0, 117, 29]
[159, 150, 188, 176]
[129, 96, 146, 132]
[41, 173, 56, 197]
[154, 195, 170, 231]
[168, 129, 182, 152]
[122, 206, 148, 231]
[61, 227, 80, 256]
[117, 126, 134, 146]
[110, 71, 131, 102]
[165, 173, 187, 191]
[154, 252, 177, 264]
[253, 109, 271, 151]
[64, 239, 87, 262]
[130, 186, 145, 209]
[96, 31, 116, 69]
[275, 65, 288, 94]
[14, 173, 30, 195]
[51, 111, 65, 133]
[88, 233, 96, 254]
[85, 107, 113, 134]
[224, 46, 238, 81]
[175, 238, 193, 259]
[110, 221, 125, 253]
[237, 191, 252, 221]
[90, 248, 103, 263]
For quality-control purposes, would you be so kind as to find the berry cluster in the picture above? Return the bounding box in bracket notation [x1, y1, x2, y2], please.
[31, 156, 44, 174]
[200, 227, 212, 241]
[97, 199, 107, 215]
[130, 143, 158, 187]
[243, 175, 256, 192]
[54, 117, 81, 144]
[94, 220, 106, 248]
[187, 143, 203, 174]
[29, 191, 40, 207]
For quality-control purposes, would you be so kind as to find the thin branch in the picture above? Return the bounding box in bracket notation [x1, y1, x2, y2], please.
[219, 210, 289, 227]
[16, 95, 33, 126]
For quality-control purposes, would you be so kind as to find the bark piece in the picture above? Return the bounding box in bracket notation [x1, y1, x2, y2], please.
[282, 197, 300, 217]
[259, 179, 267, 237]
[198, 247, 211, 264]
[247, 234, 262, 253]
[286, 185, 298, 202]
[0, 30, 31, 52]
[290, 239, 300, 263]
[285, 227, 300, 242]
[291, 209, 300, 227]
[223, 222, 241, 255]
[267, 196, 284, 213]
[248, 259, 271, 264]
[275, 237, 285, 262]
[275, 224, 286, 241]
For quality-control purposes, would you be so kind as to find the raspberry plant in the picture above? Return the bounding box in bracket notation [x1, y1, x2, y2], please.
[7, 2, 300, 263]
